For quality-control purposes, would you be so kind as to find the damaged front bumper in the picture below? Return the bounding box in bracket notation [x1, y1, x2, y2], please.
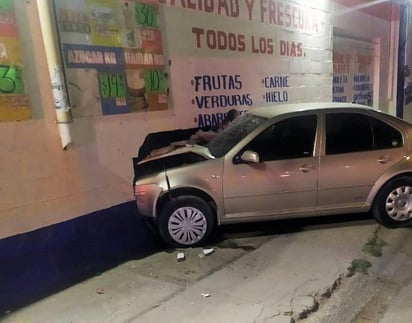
[134, 183, 162, 219]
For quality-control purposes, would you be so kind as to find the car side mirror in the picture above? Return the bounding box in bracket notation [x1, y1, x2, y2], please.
[240, 150, 260, 163]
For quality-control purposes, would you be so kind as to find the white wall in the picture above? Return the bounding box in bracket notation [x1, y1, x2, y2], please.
[0, 0, 399, 239]
[163, 1, 333, 126]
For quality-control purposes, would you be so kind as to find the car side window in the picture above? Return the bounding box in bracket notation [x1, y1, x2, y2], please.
[371, 117, 403, 149]
[325, 113, 402, 155]
[239, 115, 317, 162]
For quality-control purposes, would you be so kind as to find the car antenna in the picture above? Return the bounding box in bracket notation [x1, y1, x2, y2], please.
[164, 164, 173, 200]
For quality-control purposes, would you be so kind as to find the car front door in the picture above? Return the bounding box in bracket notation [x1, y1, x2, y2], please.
[318, 112, 406, 212]
[222, 114, 319, 221]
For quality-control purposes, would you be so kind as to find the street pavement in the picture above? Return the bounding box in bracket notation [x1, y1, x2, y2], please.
[2, 218, 411, 323]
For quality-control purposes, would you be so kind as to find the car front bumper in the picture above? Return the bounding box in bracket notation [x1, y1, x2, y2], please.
[134, 183, 162, 219]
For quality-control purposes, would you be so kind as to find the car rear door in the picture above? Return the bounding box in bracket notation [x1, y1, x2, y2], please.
[318, 111, 406, 212]
[222, 114, 319, 220]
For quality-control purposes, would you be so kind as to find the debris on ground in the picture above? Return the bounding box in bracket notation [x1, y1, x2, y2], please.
[177, 252, 186, 262]
[96, 288, 105, 295]
[202, 248, 215, 256]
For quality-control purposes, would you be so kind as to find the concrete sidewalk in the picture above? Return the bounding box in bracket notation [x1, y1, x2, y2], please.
[2, 219, 387, 323]
[133, 224, 377, 323]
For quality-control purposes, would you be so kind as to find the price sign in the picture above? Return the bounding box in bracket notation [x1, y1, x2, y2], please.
[99, 73, 126, 98]
[135, 2, 158, 27]
[144, 70, 166, 92]
[0, 65, 25, 94]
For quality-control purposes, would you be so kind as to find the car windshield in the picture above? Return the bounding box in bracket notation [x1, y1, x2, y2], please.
[207, 113, 267, 158]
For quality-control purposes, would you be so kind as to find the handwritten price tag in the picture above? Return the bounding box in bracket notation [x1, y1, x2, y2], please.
[99, 73, 126, 98]
[135, 2, 158, 27]
[144, 70, 166, 92]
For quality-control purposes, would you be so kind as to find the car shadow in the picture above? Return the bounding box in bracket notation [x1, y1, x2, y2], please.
[210, 212, 375, 246]
[0, 201, 160, 316]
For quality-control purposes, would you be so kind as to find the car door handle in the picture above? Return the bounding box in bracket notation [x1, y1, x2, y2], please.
[377, 155, 392, 164]
[299, 164, 316, 173]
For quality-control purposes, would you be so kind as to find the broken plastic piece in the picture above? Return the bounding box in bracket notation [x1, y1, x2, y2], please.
[202, 248, 214, 256]
[96, 288, 105, 294]
[177, 252, 186, 262]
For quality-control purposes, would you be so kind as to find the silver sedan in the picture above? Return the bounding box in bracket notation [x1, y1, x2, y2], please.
[133, 103, 412, 247]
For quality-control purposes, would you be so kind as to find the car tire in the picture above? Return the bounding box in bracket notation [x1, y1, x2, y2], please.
[158, 195, 215, 248]
[372, 176, 412, 228]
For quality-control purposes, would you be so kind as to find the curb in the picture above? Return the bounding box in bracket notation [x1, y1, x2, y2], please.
[301, 226, 412, 323]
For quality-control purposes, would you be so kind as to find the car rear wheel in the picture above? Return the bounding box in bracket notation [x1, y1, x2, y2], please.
[372, 176, 412, 228]
[158, 195, 215, 248]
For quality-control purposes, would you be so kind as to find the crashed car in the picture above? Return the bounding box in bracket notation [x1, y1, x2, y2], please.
[133, 102, 412, 248]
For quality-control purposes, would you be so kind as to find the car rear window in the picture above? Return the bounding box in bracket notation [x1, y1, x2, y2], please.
[326, 113, 402, 154]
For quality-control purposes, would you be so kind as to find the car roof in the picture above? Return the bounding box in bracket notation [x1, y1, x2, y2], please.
[249, 102, 377, 119]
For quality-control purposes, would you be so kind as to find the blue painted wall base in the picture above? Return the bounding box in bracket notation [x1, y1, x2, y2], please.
[0, 201, 158, 315]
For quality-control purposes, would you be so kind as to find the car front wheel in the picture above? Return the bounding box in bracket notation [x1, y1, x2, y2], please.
[372, 176, 412, 228]
[158, 195, 215, 248]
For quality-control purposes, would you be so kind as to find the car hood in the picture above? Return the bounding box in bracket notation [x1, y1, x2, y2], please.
[133, 145, 214, 182]
[141, 144, 214, 162]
